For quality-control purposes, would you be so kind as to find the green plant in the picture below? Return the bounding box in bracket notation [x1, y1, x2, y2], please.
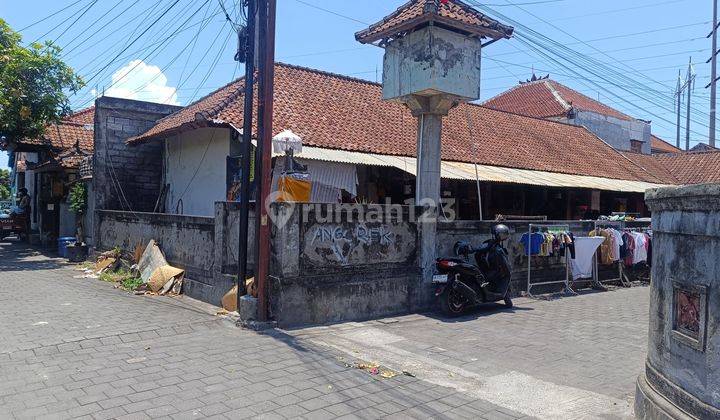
[69, 183, 87, 215]
[0, 19, 84, 142]
[121, 277, 144, 291]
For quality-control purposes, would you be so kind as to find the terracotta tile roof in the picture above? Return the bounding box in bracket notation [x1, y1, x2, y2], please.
[689, 142, 718, 152]
[650, 135, 681, 154]
[132, 63, 674, 184]
[15, 108, 95, 152]
[653, 151, 720, 184]
[619, 151, 679, 185]
[355, 0, 513, 44]
[484, 80, 634, 121]
[43, 121, 94, 152]
[63, 106, 95, 124]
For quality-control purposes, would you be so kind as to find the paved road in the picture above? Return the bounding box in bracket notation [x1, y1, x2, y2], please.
[0, 238, 648, 419]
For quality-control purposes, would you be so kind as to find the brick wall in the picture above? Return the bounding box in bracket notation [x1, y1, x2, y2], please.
[92, 97, 181, 214]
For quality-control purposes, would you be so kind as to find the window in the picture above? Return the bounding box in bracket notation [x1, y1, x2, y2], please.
[630, 140, 643, 153]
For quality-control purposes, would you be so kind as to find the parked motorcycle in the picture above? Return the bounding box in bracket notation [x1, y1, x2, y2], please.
[433, 224, 514, 316]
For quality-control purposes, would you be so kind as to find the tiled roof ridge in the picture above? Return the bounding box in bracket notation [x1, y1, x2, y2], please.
[355, 0, 512, 43]
[470, 103, 581, 130]
[543, 80, 572, 111]
[277, 62, 382, 87]
[155, 76, 245, 126]
[198, 79, 246, 122]
[658, 149, 720, 157]
[357, 0, 418, 38]
[55, 120, 91, 128]
[547, 80, 633, 120]
[65, 105, 94, 119]
[481, 80, 565, 118]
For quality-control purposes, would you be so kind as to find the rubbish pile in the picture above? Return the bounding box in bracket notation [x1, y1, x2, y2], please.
[220, 278, 258, 313]
[73, 240, 185, 296]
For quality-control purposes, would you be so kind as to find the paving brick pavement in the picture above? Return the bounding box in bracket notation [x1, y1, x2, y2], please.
[287, 287, 649, 419]
[0, 239, 528, 420]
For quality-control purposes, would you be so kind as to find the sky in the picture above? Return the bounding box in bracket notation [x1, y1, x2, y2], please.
[0, 0, 714, 171]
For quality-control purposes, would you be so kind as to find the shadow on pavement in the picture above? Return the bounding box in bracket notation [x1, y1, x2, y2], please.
[425, 302, 534, 324]
[0, 236, 69, 271]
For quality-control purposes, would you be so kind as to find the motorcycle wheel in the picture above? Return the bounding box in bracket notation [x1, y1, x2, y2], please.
[440, 287, 468, 317]
[503, 296, 513, 308]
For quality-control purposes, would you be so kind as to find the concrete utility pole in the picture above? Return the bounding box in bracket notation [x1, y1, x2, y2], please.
[254, 0, 276, 322]
[710, 0, 718, 147]
[676, 70, 682, 149]
[686, 57, 696, 151]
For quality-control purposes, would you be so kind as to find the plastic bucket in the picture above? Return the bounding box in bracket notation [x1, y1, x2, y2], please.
[58, 237, 75, 258]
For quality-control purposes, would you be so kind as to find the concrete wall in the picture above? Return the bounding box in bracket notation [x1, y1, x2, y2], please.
[93, 97, 181, 215]
[97, 210, 215, 281]
[83, 183, 95, 246]
[95, 202, 255, 306]
[437, 220, 597, 294]
[164, 128, 232, 217]
[568, 111, 651, 154]
[58, 202, 75, 238]
[635, 184, 720, 419]
[269, 203, 423, 327]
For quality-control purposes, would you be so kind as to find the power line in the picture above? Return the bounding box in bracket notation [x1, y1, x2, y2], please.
[52, 0, 99, 44]
[31, 0, 95, 44]
[78, 0, 214, 107]
[553, 0, 689, 22]
[61, 0, 132, 53]
[64, 0, 167, 61]
[293, 0, 369, 25]
[471, 2, 711, 130]
[79, 0, 183, 89]
[18, 0, 86, 32]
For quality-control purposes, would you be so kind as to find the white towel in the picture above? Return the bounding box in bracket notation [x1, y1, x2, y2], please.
[571, 237, 605, 280]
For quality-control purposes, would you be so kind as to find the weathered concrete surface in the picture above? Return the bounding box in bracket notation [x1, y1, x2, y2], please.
[571, 110, 651, 154]
[270, 203, 425, 327]
[383, 26, 482, 102]
[95, 203, 256, 307]
[300, 207, 417, 270]
[96, 210, 214, 280]
[635, 183, 720, 419]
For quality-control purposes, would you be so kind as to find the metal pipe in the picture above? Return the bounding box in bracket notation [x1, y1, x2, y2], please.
[237, 0, 256, 308]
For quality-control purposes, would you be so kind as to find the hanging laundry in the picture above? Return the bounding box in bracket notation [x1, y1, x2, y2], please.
[571, 237, 605, 280]
[520, 232, 545, 256]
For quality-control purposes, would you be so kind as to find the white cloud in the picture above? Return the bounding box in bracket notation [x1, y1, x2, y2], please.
[103, 60, 179, 106]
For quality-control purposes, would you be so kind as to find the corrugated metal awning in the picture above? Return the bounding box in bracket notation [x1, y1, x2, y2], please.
[274, 145, 665, 193]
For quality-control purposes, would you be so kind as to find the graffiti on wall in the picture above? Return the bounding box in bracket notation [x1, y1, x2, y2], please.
[302, 222, 416, 268]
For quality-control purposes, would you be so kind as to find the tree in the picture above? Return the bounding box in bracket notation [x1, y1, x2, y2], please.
[0, 168, 9, 200]
[0, 19, 84, 142]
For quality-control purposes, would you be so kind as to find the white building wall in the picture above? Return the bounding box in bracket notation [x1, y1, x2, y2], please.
[164, 128, 231, 217]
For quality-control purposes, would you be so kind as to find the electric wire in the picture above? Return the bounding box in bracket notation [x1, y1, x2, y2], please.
[18, 0, 86, 32]
[52, 0, 99, 44]
[76, 0, 183, 95]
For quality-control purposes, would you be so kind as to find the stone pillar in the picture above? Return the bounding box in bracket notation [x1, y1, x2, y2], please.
[405, 95, 457, 299]
[635, 184, 720, 419]
[415, 113, 442, 206]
